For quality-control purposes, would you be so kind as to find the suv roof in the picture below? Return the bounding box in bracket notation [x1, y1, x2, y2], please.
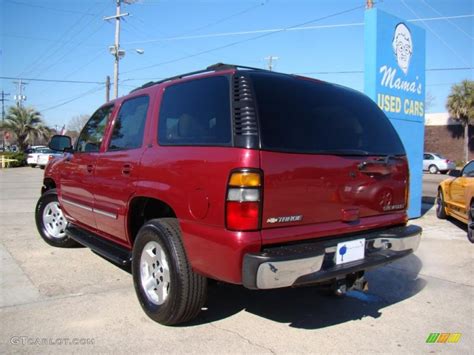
[129, 63, 285, 94]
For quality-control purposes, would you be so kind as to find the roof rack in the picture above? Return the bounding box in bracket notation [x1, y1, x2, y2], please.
[129, 63, 270, 93]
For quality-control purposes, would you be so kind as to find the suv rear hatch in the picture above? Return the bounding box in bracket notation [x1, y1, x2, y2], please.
[249, 72, 408, 235]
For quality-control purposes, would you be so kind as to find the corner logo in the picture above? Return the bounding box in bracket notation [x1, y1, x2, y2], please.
[393, 23, 413, 75]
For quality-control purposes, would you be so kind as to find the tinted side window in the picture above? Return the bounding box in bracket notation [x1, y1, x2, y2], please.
[109, 96, 149, 151]
[158, 76, 231, 146]
[251, 73, 405, 156]
[76, 105, 113, 152]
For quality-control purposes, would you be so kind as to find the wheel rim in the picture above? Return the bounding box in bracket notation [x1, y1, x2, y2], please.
[429, 166, 437, 173]
[468, 205, 474, 239]
[436, 191, 443, 215]
[140, 241, 171, 305]
[42, 201, 67, 239]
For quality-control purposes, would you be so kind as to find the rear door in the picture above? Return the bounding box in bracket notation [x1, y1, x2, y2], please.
[249, 73, 408, 231]
[93, 95, 150, 243]
[59, 105, 114, 231]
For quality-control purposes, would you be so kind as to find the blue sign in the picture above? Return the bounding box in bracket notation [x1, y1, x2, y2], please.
[365, 9, 426, 218]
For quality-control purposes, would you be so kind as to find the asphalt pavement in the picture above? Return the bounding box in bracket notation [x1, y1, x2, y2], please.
[0, 168, 472, 354]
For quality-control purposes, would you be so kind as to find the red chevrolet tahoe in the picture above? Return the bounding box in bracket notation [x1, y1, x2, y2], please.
[36, 64, 421, 325]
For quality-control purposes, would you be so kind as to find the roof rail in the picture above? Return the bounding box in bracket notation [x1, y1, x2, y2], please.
[129, 63, 270, 94]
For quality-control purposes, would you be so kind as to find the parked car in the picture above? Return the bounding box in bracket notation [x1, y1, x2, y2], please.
[27, 147, 61, 168]
[437, 160, 474, 243]
[35, 63, 421, 325]
[25, 145, 47, 155]
[423, 152, 455, 174]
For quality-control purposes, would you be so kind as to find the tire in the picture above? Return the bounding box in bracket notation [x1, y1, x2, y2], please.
[436, 189, 447, 219]
[468, 202, 474, 243]
[429, 165, 439, 174]
[30, 164, 36, 168]
[35, 189, 77, 248]
[132, 218, 207, 325]
[39, 166, 45, 170]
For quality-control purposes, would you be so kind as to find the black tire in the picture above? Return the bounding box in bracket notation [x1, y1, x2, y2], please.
[30, 164, 36, 168]
[132, 218, 207, 325]
[428, 165, 439, 174]
[436, 189, 447, 219]
[468, 201, 474, 243]
[40, 166, 45, 170]
[35, 189, 78, 248]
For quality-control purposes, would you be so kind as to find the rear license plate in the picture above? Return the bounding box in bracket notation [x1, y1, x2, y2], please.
[335, 238, 366, 265]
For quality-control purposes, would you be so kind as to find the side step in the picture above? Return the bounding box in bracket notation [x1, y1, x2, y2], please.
[66, 224, 132, 267]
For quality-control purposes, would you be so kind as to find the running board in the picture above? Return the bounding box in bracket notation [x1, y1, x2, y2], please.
[66, 224, 132, 267]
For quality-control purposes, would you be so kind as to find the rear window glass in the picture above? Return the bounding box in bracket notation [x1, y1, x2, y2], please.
[250, 73, 405, 156]
[158, 76, 232, 146]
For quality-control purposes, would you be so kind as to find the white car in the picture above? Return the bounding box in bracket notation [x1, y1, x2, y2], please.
[27, 148, 62, 169]
[423, 152, 456, 174]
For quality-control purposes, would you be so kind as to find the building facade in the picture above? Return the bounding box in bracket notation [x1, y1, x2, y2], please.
[424, 112, 474, 163]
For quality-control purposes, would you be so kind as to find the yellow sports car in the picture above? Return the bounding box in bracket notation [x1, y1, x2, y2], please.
[437, 160, 474, 243]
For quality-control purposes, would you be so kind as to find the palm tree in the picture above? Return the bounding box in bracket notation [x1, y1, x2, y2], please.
[446, 80, 474, 163]
[1, 106, 52, 151]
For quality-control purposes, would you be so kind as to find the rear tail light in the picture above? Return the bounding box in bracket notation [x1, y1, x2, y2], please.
[226, 170, 262, 231]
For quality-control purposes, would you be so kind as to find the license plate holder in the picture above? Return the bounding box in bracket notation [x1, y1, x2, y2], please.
[335, 238, 366, 265]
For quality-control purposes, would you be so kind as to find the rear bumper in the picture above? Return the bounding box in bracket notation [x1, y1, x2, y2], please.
[242, 224, 421, 289]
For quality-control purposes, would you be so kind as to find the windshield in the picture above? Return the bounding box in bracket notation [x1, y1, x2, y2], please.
[250, 73, 406, 156]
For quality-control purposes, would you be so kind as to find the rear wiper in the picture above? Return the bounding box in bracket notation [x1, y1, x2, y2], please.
[358, 155, 404, 170]
[317, 149, 371, 156]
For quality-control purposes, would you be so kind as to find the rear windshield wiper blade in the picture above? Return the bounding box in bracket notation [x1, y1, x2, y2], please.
[358, 155, 404, 170]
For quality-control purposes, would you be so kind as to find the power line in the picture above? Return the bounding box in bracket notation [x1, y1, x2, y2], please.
[294, 67, 473, 75]
[174, 2, 266, 37]
[18, 3, 109, 79]
[122, 4, 367, 74]
[122, 14, 474, 45]
[420, 0, 473, 40]
[5, 0, 96, 16]
[40, 85, 104, 113]
[401, 1, 470, 67]
[0, 76, 104, 84]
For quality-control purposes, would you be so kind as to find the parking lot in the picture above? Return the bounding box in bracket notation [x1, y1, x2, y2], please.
[1, 167, 472, 354]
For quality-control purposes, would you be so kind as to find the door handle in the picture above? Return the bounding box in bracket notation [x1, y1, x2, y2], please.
[122, 164, 132, 176]
[86, 164, 94, 173]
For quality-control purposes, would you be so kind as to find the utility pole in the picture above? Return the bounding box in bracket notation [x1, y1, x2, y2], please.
[0, 90, 10, 151]
[105, 75, 111, 102]
[104, 0, 131, 99]
[265, 56, 279, 71]
[13, 79, 27, 107]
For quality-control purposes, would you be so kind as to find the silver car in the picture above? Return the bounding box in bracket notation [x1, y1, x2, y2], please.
[423, 152, 456, 174]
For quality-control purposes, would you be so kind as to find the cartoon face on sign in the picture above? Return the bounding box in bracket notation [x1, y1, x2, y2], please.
[392, 23, 412, 75]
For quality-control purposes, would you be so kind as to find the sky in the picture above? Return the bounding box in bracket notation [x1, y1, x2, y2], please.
[1, 0, 473, 129]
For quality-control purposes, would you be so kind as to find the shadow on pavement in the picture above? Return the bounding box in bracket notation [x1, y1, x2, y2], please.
[188, 254, 425, 329]
[420, 196, 435, 216]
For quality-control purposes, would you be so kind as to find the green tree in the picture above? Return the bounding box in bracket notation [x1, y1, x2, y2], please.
[1, 106, 52, 152]
[446, 80, 474, 162]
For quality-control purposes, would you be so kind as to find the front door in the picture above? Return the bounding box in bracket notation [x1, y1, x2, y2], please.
[93, 95, 150, 244]
[449, 161, 474, 212]
[59, 105, 114, 231]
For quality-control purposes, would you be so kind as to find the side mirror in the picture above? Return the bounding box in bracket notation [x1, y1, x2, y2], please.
[49, 135, 72, 152]
[448, 169, 461, 177]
